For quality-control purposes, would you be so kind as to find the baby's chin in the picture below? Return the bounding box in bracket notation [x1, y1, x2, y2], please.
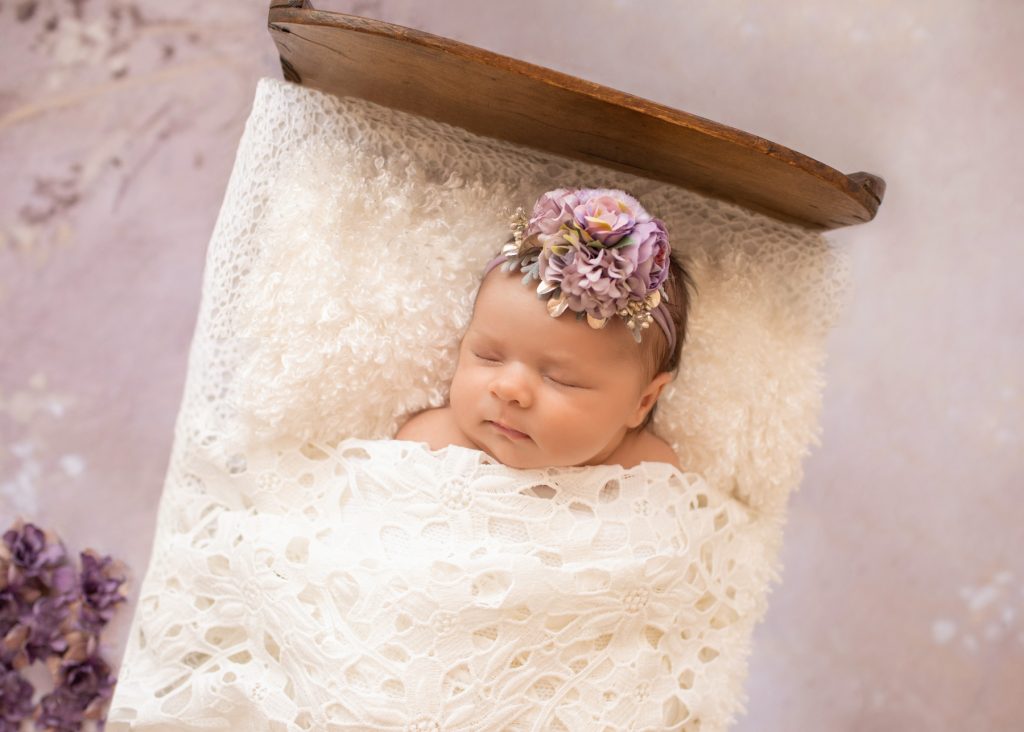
[472, 436, 542, 470]
[480, 440, 595, 470]
[461, 418, 600, 469]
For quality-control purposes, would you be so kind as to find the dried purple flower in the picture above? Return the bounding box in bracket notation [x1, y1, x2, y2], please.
[35, 687, 87, 732]
[0, 588, 23, 638]
[0, 664, 34, 729]
[76, 551, 126, 634]
[49, 566, 77, 599]
[24, 597, 69, 663]
[33, 655, 116, 731]
[1, 519, 128, 730]
[1, 522, 68, 590]
[59, 654, 115, 704]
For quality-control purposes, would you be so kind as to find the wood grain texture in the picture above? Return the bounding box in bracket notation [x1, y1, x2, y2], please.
[267, 3, 885, 229]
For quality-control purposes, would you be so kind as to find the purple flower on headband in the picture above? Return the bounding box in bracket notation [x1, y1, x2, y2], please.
[529, 188, 644, 251]
[628, 217, 672, 293]
[528, 188, 577, 241]
[501, 187, 674, 341]
[528, 189, 671, 322]
[542, 245, 647, 319]
[571, 190, 643, 247]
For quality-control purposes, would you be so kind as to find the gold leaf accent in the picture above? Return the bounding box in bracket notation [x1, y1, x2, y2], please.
[547, 293, 569, 317]
[587, 314, 608, 329]
[536, 280, 558, 296]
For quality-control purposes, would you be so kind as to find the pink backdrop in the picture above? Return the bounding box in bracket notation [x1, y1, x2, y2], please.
[2, 1, 1021, 729]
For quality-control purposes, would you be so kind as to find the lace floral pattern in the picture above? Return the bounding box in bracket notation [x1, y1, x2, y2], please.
[110, 439, 769, 731]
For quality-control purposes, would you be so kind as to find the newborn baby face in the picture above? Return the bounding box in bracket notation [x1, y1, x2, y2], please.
[449, 268, 657, 469]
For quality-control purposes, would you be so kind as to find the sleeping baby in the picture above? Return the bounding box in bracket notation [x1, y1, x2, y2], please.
[108, 188, 763, 732]
[397, 187, 692, 472]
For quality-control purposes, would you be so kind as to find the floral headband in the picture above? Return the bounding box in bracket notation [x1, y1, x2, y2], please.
[485, 187, 676, 350]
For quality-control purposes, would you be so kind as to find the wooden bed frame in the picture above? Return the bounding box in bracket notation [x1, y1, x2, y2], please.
[267, 1, 884, 230]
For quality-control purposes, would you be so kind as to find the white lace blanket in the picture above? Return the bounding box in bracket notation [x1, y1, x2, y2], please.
[108, 438, 772, 731]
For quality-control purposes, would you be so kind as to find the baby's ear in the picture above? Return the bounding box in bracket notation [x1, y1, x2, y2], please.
[628, 371, 674, 428]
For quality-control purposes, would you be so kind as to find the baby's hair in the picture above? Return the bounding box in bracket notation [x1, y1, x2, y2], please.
[637, 251, 697, 429]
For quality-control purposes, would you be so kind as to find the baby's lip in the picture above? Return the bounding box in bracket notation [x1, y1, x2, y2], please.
[488, 419, 530, 441]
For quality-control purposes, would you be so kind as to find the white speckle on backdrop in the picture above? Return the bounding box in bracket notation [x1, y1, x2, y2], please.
[962, 579, 1002, 612]
[929, 571, 1019, 655]
[1, 440, 41, 516]
[59, 453, 86, 477]
[3, 379, 74, 425]
[932, 620, 957, 645]
[1, 373, 80, 517]
[1, 446, 39, 515]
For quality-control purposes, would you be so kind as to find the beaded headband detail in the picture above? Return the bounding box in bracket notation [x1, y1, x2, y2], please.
[484, 188, 676, 350]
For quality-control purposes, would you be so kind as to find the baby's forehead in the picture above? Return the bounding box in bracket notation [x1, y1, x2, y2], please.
[466, 280, 643, 365]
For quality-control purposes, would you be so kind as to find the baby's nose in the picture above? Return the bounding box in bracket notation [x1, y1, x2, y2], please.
[490, 365, 533, 407]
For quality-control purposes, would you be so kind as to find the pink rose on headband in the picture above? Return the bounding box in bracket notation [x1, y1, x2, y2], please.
[571, 189, 644, 247]
[527, 188, 648, 251]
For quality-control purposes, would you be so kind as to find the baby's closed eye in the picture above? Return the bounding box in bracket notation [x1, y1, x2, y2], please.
[473, 351, 501, 363]
[543, 373, 586, 389]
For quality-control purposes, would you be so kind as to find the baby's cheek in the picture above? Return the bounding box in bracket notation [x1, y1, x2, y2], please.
[568, 395, 626, 437]
[448, 368, 480, 420]
[551, 397, 604, 437]
[448, 368, 464, 404]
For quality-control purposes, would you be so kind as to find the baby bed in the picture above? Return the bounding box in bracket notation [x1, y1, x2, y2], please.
[106, 3, 885, 730]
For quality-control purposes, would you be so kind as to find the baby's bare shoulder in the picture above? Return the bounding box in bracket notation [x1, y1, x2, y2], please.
[395, 406, 464, 450]
[614, 430, 681, 469]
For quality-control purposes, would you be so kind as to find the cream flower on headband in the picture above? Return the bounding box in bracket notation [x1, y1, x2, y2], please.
[498, 188, 672, 342]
